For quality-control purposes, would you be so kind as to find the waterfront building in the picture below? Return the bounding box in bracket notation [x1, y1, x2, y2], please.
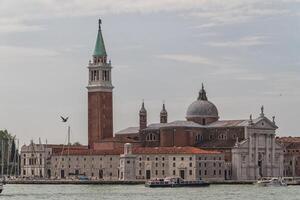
[277, 137, 300, 177]
[50, 143, 224, 181]
[20, 142, 87, 178]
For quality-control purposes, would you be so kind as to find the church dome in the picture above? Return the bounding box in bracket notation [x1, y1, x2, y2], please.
[186, 84, 219, 124]
[186, 100, 218, 118]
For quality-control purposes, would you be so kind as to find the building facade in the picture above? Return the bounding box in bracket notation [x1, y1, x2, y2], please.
[50, 144, 225, 181]
[277, 137, 300, 177]
[20, 142, 87, 178]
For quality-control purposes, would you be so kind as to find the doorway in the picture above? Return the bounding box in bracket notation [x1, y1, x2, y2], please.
[47, 169, 51, 178]
[99, 170, 103, 179]
[146, 170, 151, 179]
[180, 170, 185, 179]
[60, 170, 65, 179]
[258, 160, 263, 178]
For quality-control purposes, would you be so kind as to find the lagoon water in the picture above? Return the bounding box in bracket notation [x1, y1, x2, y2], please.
[1, 184, 299, 200]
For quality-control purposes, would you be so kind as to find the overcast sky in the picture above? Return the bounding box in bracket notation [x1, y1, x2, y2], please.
[0, 0, 299, 146]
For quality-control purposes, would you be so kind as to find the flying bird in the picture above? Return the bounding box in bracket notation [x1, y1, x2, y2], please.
[60, 116, 69, 123]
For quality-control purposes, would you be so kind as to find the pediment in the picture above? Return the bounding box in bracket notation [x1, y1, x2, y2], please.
[252, 117, 278, 130]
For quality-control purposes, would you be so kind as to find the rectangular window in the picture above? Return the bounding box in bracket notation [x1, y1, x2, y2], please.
[204, 170, 207, 175]
[162, 170, 165, 175]
[139, 170, 142, 175]
[173, 163, 176, 167]
[181, 157, 184, 161]
[173, 170, 176, 175]
[199, 170, 201, 176]
[189, 170, 192, 175]
[155, 170, 158, 175]
[173, 157, 176, 161]
[189, 163, 192, 167]
[214, 170, 216, 175]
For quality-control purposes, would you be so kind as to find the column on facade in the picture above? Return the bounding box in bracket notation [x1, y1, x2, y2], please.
[255, 133, 259, 179]
[265, 134, 269, 176]
[247, 127, 252, 179]
[292, 155, 296, 177]
[271, 134, 275, 176]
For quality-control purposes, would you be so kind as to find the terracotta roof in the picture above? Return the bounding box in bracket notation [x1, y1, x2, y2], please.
[276, 137, 300, 149]
[133, 146, 220, 155]
[276, 137, 300, 143]
[53, 146, 220, 156]
[47, 144, 87, 149]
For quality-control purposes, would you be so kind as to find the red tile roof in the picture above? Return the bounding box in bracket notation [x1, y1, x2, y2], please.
[53, 146, 221, 156]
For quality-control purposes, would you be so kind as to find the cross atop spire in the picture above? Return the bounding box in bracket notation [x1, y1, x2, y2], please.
[93, 18, 107, 57]
[198, 83, 208, 101]
[98, 19, 102, 29]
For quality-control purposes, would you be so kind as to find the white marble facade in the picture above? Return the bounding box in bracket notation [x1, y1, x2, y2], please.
[232, 116, 284, 180]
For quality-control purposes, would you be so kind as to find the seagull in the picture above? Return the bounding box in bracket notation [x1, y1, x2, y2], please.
[60, 116, 69, 123]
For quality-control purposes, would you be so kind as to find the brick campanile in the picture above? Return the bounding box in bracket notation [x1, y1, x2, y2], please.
[87, 19, 113, 149]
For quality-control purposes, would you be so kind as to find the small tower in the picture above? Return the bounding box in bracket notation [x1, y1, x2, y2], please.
[160, 103, 168, 123]
[139, 101, 147, 130]
[87, 19, 114, 149]
[119, 143, 137, 181]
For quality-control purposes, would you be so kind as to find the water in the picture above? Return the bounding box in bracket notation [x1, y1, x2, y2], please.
[1, 184, 299, 200]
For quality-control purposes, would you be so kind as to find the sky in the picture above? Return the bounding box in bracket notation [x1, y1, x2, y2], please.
[0, 0, 299, 146]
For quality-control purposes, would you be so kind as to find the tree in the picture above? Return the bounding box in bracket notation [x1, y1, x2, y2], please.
[0, 130, 19, 176]
[72, 142, 81, 146]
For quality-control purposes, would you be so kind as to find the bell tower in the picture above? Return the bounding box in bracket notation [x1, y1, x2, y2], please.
[87, 19, 113, 149]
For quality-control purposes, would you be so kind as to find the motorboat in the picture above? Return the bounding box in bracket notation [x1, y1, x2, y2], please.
[145, 177, 210, 188]
[256, 177, 287, 187]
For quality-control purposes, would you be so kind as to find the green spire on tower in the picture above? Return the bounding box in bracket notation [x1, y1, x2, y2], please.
[93, 19, 107, 57]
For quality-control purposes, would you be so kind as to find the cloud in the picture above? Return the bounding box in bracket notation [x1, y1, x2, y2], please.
[158, 54, 215, 65]
[0, 45, 59, 58]
[207, 36, 268, 47]
[0, 0, 296, 33]
[0, 18, 43, 33]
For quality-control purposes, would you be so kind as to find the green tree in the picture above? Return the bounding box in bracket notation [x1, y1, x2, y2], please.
[72, 142, 81, 146]
[0, 130, 19, 176]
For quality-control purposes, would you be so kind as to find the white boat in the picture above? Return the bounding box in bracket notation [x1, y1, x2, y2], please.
[145, 177, 210, 188]
[257, 177, 287, 187]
